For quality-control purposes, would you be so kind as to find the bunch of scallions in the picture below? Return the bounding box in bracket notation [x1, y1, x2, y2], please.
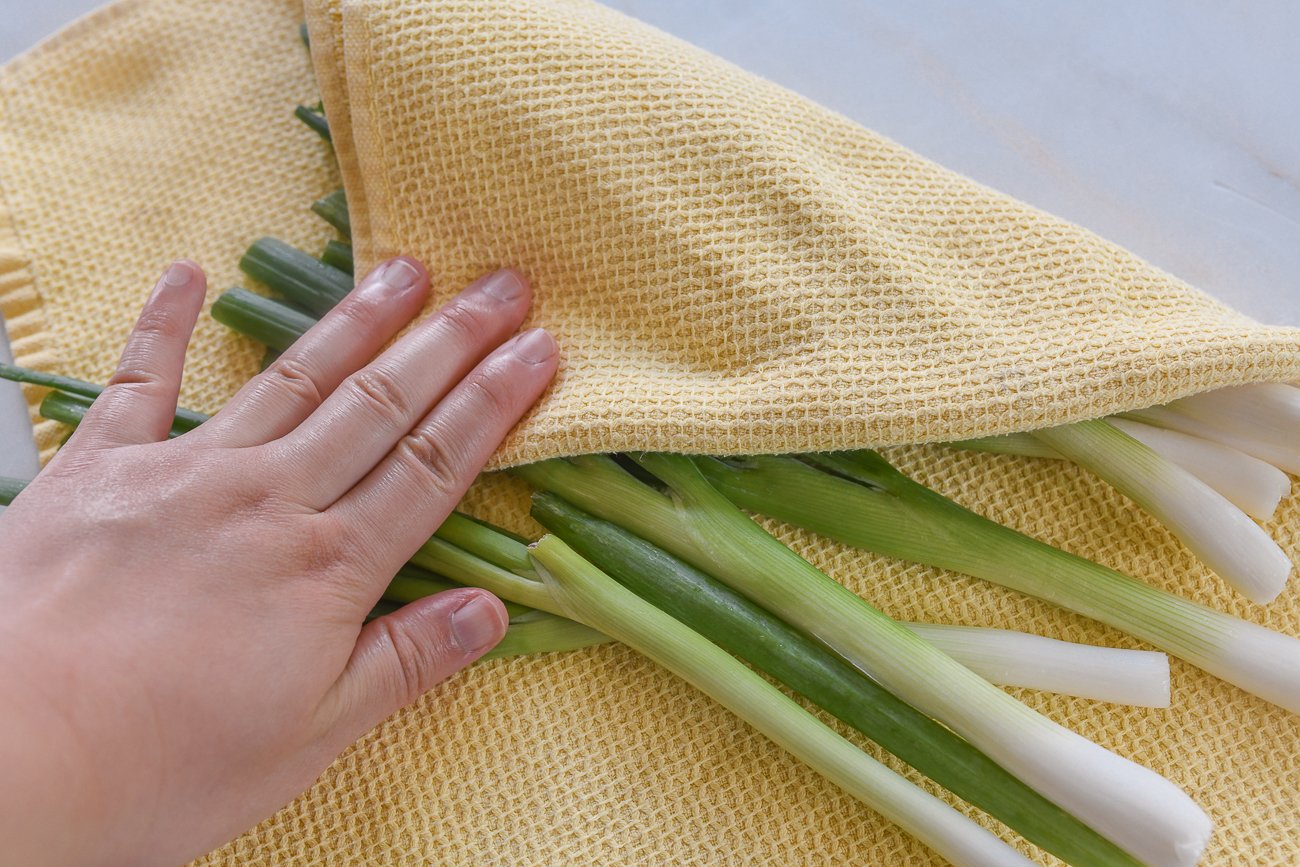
[5, 40, 1300, 864]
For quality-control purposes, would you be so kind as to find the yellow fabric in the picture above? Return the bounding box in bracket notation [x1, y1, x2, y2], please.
[0, 0, 1296, 864]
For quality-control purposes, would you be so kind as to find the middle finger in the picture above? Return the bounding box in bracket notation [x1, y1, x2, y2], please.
[268, 267, 532, 508]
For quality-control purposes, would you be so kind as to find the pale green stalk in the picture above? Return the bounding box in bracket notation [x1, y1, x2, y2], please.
[1035, 420, 1292, 604]
[515, 455, 1211, 867]
[695, 451, 1300, 716]
[529, 535, 1036, 867]
[1107, 417, 1290, 521]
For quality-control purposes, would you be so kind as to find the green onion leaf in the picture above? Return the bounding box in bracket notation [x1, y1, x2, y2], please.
[211, 288, 316, 352]
[239, 237, 351, 316]
[311, 189, 351, 239]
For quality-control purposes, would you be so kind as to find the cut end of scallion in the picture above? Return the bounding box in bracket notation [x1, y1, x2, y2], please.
[903, 623, 1172, 708]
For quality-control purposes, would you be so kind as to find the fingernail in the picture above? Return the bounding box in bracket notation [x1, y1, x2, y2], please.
[149, 260, 200, 302]
[475, 268, 527, 303]
[450, 593, 506, 655]
[163, 260, 196, 287]
[512, 328, 557, 364]
[359, 257, 422, 300]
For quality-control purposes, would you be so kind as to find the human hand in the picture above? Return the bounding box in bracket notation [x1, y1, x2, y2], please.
[0, 257, 558, 866]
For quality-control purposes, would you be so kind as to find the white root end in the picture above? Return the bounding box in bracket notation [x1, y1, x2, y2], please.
[1108, 417, 1291, 521]
[905, 623, 1171, 707]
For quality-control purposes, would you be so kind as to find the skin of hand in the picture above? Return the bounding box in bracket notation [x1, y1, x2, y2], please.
[0, 257, 559, 866]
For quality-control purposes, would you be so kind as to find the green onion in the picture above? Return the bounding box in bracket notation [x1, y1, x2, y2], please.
[1126, 404, 1300, 475]
[311, 189, 351, 239]
[901, 623, 1170, 707]
[409, 534, 556, 614]
[0, 475, 28, 504]
[435, 511, 533, 574]
[293, 105, 331, 142]
[239, 236, 352, 316]
[0, 363, 207, 430]
[531, 491, 1139, 866]
[948, 433, 1062, 460]
[694, 451, 1300, 716]
[515, 454, 1211, 866]
[483, 609, 609, 659]
[321, 240, 353, 275]
[528, 534, 1037, 867]
[1034, 420, 1293, 604]
[1107, 417, 1290, 522]
[211, 288, 317, 352]
[385, 564, 531, 620]
[38, 390, 195, 439]
[1169, 383, 1300, 455]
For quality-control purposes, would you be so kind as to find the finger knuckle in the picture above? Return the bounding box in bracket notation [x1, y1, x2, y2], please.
[335, 295, 384, 332]
[435, 298, 491, 346]
[398, 425, 467, 498]
[349, 367, 413, 421]
[131, 303, 186, 343]
[289, 512, 351, 576]
[462, 370, 515, 421]
[106, 365, 165, 390]
[374, 618, 436, 703]
[266, 356, 324, 408]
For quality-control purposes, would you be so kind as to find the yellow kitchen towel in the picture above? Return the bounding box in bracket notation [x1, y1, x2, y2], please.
[0, 0, 1297, 864]
[313, 0, 1300, 469]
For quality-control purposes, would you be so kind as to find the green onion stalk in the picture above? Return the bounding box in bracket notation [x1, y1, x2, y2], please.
[514, 454, 1211, 867]
[211, 288, 318, 353]
[311, 189, 351, 239]
[693, 451, 1300, 716]
[953, 420, 1291, 524]
[1034, 420, 1292, 604]
[321, 240, 354, 275]
[0, 363, 207, 430]
[531, 492, 1141, 866]
[293, 104, 331, 142]
[1105, 417, 1289, 522]
[239, 236, 352, 316]
[527, 534, 1037, 867]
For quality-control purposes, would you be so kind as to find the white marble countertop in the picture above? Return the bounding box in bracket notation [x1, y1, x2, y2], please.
[1, 0, 1297, 483]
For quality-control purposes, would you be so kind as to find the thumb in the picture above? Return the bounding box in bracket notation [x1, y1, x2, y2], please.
[322, 588, 509, 742]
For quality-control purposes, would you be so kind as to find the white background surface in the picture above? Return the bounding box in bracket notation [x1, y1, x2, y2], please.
[0, 0, 1297, 481]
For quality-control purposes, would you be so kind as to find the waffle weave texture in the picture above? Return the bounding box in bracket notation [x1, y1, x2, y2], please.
[0, 0, 1296, 863]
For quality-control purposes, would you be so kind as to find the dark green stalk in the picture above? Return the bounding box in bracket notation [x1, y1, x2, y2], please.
[239, 237, 352, 316]
[0, 364, 206, 431]
[298, 22, 310, 47]
[0, 475, 28, 505]
[366, 598, 402, 621]
[321, 240, 353, 275]
[211, 288, 316, 352]
[531, 492, 1137, 866]
[311, 189, 351, 239]
[294, 105, 331, 142]
[39, 390, 194, 439]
